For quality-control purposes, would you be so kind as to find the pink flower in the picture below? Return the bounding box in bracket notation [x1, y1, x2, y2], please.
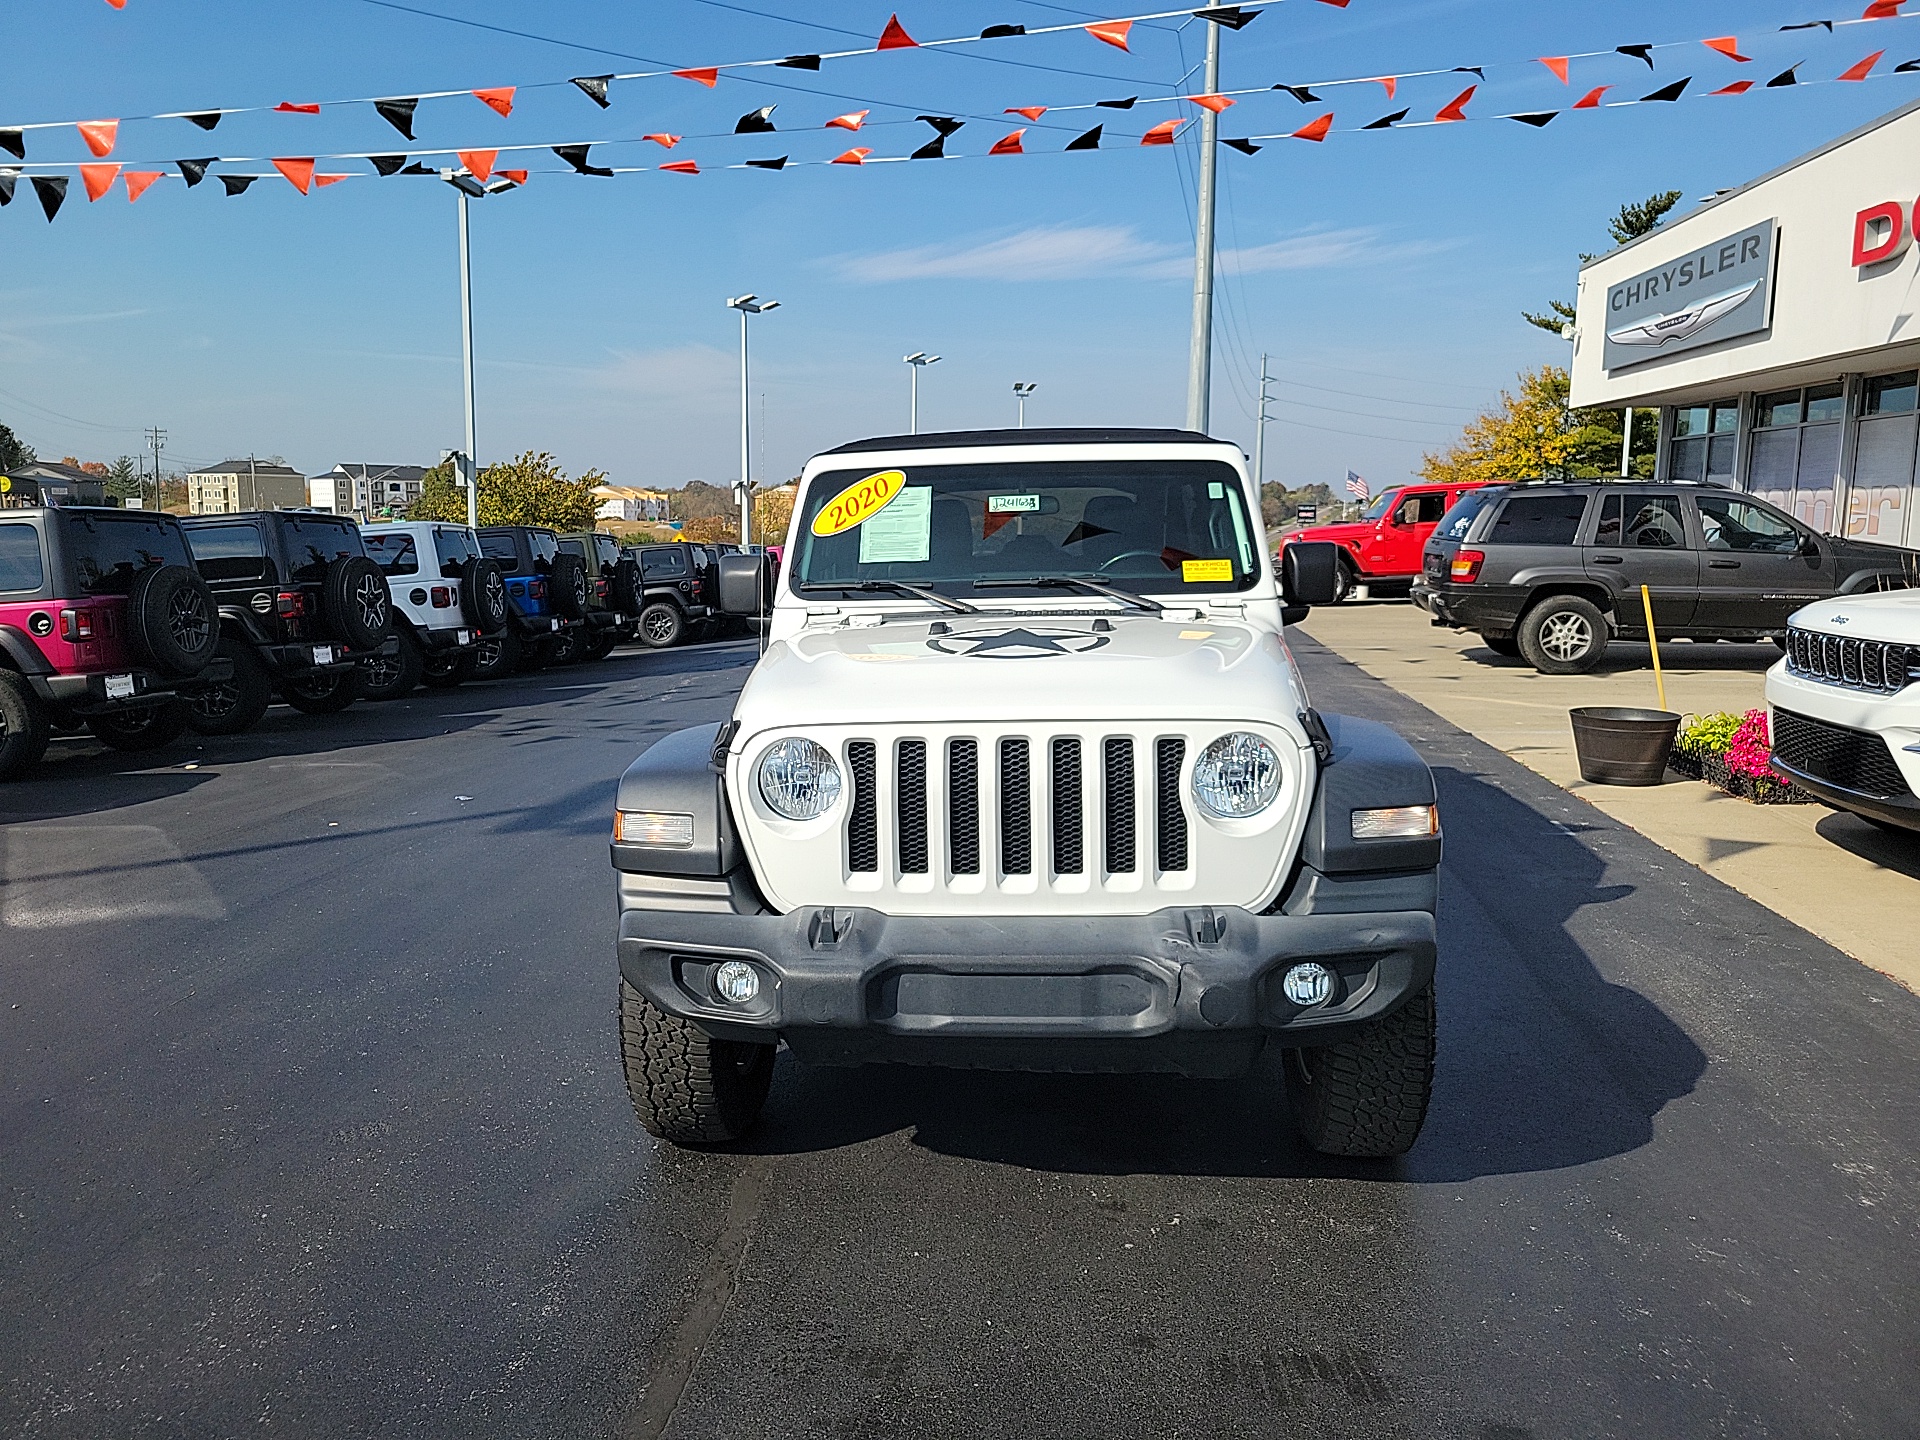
[1726, 708, 1774, 779]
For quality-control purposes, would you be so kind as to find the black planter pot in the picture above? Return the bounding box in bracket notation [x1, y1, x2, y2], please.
[1570, 706, 1681, 786]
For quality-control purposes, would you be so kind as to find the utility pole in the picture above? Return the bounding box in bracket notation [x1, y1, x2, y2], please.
[145, 426, 166, 511]
[458, 185, 479, 531]
[1184, 18, 1222, 435]
[1252, 354, 1272, 489]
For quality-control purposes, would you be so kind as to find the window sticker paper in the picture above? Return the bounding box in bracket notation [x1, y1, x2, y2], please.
[987, 494, 1042, 513]
[1181, 558, 1234, 583]
[858, 485, 932, 562]
[811, 469, 906, 537]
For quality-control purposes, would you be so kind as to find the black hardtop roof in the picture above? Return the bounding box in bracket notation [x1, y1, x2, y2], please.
[477, 523, 557, 534]
[181, 509, 354, 526]
[820, 426, 1219, 455]
[8, 504, 180, 521]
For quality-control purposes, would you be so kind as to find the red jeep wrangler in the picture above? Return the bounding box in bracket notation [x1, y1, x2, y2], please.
[1282, 481, 1487, 602]
[0, 506, 224, 780]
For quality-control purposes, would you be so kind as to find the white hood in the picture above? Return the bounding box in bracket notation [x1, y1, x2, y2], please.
[1790, 589, 1920, 644]
[732, 610, 1305, 735]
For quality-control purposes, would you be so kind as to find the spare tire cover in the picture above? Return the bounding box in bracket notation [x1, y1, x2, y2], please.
[127, 564, 220, 677]
[548, 551, 590, 620]
[460, 557, 510, 635]
[322, 555, 392, 650]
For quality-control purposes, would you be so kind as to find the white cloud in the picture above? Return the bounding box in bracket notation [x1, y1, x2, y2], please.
[829, 223, 1450, 284]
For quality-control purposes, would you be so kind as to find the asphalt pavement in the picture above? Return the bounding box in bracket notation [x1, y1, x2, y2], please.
[3, 631, 1917, 1439]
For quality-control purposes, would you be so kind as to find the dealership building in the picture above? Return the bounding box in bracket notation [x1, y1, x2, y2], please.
[1570, 96, 1920, 550]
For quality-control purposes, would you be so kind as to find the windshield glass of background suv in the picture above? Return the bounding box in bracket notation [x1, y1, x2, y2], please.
[527, 532, 559, 567]
[280, 518, 362, 583]
[1359, 492, 1393, 523]
[434, 528, 479, 576]
[479, 533, 521, 573]
[1488, 492, 1590, 547]
[186, 523, 270, 582]
[362, 531, 419, 575]
[62, 513, 193, 595]
[1435, 490, 1496, 542]
[792, 460, 1259, 597]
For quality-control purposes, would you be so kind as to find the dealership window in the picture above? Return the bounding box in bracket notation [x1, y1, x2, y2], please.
[1667, 400, 1738, 483]
[1746, 382, 1842, 531]
[1849, 369, 1920, 546]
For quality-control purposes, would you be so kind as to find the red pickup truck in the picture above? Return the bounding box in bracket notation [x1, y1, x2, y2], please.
[1282, 481, 1487, 602]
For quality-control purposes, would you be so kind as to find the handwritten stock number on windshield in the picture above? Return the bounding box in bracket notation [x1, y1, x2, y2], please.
[811, 470, 907, 537]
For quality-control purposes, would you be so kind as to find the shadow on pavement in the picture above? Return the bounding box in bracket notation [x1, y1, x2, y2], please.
[1813, 809, 1920, 879]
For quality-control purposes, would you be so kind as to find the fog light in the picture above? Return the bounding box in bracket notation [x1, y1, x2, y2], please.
[1281, 962, 1335, 1007]
[1351, 804, 1438, 840]
[713, 960, 760, 1005]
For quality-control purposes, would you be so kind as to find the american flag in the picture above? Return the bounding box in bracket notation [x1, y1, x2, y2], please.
[1345, 471, 1370, 501]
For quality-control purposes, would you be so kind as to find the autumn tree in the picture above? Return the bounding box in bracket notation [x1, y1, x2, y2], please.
[680, 513, 737, 543]
[0, 422, 33, 472]
[1420, 365, 1659, 484]
[408, 450, 607, 529]
[752, 486, 795, 545]
[1523, 190, 1684, 336]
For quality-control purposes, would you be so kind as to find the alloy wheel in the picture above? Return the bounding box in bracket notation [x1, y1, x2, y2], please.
[1539, 612, 1593, 662]
[644, 611, 675, 643]
[168, 587, 214, 656]
[355, 574, 390, 634]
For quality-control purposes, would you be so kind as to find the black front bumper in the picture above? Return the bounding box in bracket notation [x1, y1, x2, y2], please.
[1772, 756, 1920, 832]
[617, 897, 1436, 1077]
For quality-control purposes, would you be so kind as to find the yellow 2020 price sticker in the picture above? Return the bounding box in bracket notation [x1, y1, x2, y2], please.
[811, 470, 906, 537]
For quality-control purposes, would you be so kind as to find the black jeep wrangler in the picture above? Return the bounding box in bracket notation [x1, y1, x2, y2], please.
[618, 543, 715, 649]
[179, 511, 397, 733]
[473, 526, 590, 678]
[551, 529, 637, 664]
[0, 506, 225, 778]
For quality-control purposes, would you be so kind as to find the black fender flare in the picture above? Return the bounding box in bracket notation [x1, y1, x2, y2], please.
[0, 624, 53, 675]
[611, 722, 741, 877]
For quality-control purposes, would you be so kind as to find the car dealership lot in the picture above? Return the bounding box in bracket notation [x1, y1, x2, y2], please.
[3, 637, 1918, 1438]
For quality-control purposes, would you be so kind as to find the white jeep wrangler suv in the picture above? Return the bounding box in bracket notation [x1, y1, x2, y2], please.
[1767, 586, 1920, 834]
[608, 428, 1444, 1157]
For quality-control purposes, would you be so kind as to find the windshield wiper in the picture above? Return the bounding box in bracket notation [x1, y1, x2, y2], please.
[798, 580, 978, 613]
[971, 574, 1164, 612]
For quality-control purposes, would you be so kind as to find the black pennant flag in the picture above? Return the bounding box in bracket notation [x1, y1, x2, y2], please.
[1273, 84, 1321, 104]
[220, 174, 257, 196]
[1616, 44, 1655, 68]
[910, 135, 948, 159]
[776, 54, 821, 70]
[1222, 136, 1261, 154]
[570, 75, 612, 107]
[183, 112, 222, 131]
[0, 130, 23, 160]
[734, 106, 777, 134]
[1781, 20, 1833, 31]
[980, 24, 1026, 38]
[1362, 108, 1410, 129]
[1194, 6, 1262, 29]
[31, 174, 67, 221]
[1767, 64, 1801, 87]
[554, 143, 614, 176]
[0, 171, 14, 206]
[1896, 57, 1920, 71]
[1641, 77, 1689, 102]
[1066, 124, 1103, 150]
[368, 154, 410, 176]
[1454, 66, 1486, 79]
[375, 98, 418, 140]
[399, 162, 435, 175]
[1097, 96, 1138, 109]
[916, 115, 965, 136]
[745, 155, 788, 169]
[176, 157, 215, 186]
[1508, 112, 1558, 127]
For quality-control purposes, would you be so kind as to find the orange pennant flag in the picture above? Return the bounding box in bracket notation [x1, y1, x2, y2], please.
[643, 134, 682, 148]
[274, 102, 322, 114]
[457, 150, 497, 182]
[1005, 106, 1047, 120]
[1434, 86, 1475, 122]
[1539, 57, 1569, 83]
[877, 14, 918, 49]
[272, 157, 315, 193]
[1864, 0, 1904, 17]
[1840, 49, 1886, 80]
[473, 87, 516, 117]
[660, 159, 700, 174]
[125, 170, 162, 201]
[1086, 21, 1132, 51]
[1573, 85, 1611, 109]
[1376, 76, 1398, 100]
[831, 147, 872, 165]
[674, 68, 719, 87]
[77, 120, 119, 157]
[826, 110, 869, 130]
[1290, 113, 1333, 142]
[1140, 118, 1183, 145]
[105, 0, 127, 7]
[1189, 94, 1235, 113]
[498, 169, 528, 184]
[1703, 36, 1752, 62]
[1711, 80, 1755, 95]
[80, 164, 120, 201]
[315, 173, 351, 187]
[989, 129, 1026, 155]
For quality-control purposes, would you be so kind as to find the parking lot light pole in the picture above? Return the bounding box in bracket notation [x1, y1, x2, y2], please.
[1013, 381, 1037, 428]
[905, 352, 940, 434]
[1252, 354, 1272, 489]
[728, 295, 780, 546]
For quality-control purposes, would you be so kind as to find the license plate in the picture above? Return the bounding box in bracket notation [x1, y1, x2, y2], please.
[104, 673, 134, 700]
[312, 645, 334, 665]
[549, 619, 560, 632]
[456, 630, 472, 646]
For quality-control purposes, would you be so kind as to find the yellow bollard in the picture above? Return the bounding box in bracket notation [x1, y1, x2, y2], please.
[1640, 583, 1668, 712]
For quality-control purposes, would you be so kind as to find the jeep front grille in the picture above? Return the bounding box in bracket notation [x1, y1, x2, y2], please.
[1156, 738, 1189, 872]
[1772, 708, 1912, 799]
[948, 739, 980, 875]
[1785, 627, 1918, 694]
[847, 741, 878, 872]
[897, 740, 929, 875]
[1103, 737, 1136, 874]
[999, 738, 1032, 874]
[1051, 738, 1084, 875]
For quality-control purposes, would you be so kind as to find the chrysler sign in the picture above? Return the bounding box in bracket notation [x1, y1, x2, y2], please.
[1601, 219, 1775, 372]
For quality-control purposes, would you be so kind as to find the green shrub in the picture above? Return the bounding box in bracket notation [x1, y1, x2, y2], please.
[1675, 711, 1743, 758]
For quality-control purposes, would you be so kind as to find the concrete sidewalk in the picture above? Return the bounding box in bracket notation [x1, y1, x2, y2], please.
[1292, 601, 1920, 992]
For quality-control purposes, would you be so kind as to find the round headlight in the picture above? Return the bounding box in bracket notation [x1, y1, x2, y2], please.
[756, 737, 843, 820]
[1192, 732, 1282, 818]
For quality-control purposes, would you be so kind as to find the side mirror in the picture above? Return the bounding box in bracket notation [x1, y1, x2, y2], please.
[717, 552, 772, 615]
[1280, 604, 1311, 626]
[1798, 534, 1820, 558]
[1283, 541, 1341, 608]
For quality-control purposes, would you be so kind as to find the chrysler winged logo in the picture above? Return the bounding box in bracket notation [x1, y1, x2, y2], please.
[926, 626, 1110, 659]
[1830, 615, 1850, 625]
[1606, 280, 1760, 350]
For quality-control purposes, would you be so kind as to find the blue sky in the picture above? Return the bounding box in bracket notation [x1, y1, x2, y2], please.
[2, 0, 1916, 492]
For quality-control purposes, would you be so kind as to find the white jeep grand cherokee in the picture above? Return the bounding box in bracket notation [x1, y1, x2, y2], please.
[608, 428, 1444, 1156]
[1767, 587, 1920, 834]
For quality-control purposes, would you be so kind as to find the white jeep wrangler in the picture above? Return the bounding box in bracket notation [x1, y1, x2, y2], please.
[1767, 587, 1920, 833]
[609, 428, 1443, 1156]
[357, 520, 509, 695]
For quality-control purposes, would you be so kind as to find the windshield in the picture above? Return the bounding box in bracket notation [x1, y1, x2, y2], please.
[1434, 489, 1495, 542]
[791, 460, 1259, 599]
[1359, 492, 1393, 523]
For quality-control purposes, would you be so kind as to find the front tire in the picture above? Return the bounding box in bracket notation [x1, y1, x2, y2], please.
[358, 633, 424, 701]
[1331, 559, 1357, 604]
[86, 700, 189, 753]
[184, 639, 273, 735]
[1285, 984, 1436, 1158]
[280, 669, 362, 715]
[638, 602, 685, 649]
[1518, 595, 1608, 674]
[618, 979, 774, 1145]
[0, 671, 52, 781]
